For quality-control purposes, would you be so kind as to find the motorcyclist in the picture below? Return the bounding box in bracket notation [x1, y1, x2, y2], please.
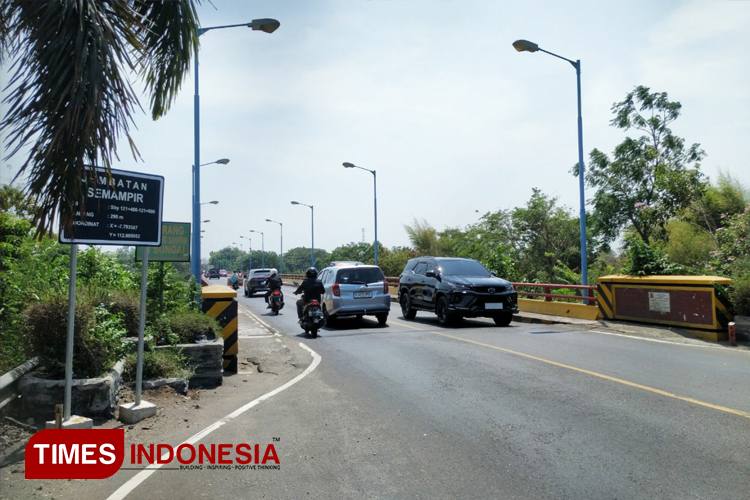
[265, 269, 283, 308]
[294, 267, 325, 319]
[230, 271, 239, 289]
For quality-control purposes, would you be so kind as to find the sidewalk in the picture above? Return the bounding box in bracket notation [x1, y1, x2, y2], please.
[515, 310, 750, 350]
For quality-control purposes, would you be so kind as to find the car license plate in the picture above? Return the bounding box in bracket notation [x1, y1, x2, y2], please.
[354, 291, 372, 299]
[485, 303, 503, 310]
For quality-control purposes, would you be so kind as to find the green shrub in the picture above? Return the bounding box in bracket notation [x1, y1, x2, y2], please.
[23, 296, 127, 379]
[147, 314, 179, 346]
[730, 275, 750, 316]
[624, 236, 684, 276]
[165, 310, 220, 345]
[123, 348, 193, 382]
[108, 290, 140, 337]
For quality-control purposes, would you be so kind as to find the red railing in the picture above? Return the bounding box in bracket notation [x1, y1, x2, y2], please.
[511, 282, 597, 306]
[286, 275, 596, 306]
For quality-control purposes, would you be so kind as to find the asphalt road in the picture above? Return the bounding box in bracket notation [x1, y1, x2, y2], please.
[164, 284, 750, 499]
[23, 282, 750, 499]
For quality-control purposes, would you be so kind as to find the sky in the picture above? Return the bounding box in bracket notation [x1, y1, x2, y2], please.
[2, 0, 749, 260]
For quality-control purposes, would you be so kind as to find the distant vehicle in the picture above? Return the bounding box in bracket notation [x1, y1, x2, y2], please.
[317, 265, 390, 327]
[219, 269, 227, 277]
[244, 268, 273, 297]
[208, 269, 220, 279]
[398, 257, 518, 327]
[329, 261, 365, 267]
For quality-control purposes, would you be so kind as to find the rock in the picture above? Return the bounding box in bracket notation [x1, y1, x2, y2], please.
[18, 360, 124, 419]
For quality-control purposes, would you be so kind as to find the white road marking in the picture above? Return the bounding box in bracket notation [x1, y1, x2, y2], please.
[106, 343, 322, 500]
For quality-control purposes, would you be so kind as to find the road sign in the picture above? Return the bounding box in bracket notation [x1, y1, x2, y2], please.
[59, 167, 164, 246]
[136, 222, 191, 262]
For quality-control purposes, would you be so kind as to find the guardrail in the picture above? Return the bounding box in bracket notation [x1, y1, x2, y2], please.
[0, 357, 39, 414]
[285, 275, 597, 306]
[511, 283, 597, 306]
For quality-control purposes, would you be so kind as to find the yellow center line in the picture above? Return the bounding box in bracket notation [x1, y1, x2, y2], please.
[431, 330, 750, 420]
[389, 319, 430, 331]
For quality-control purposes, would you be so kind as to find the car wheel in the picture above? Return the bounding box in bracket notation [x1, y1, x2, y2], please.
[493, 313, 513, 327]
[376, 313, 388, 326]
[435, 296, 453, 327]
[400, 293, 417, 320]
[323, 306, 337, 327]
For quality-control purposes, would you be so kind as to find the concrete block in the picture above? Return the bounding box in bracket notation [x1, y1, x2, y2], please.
[118, 400, 157, 424]
[45, 415, 93, 429]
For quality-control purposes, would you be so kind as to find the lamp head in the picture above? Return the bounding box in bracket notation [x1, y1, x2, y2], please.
[342, 162, 355, 169]
[265, 219, 272, 222]
[209, 200, 219, 205]
[291, 201, 299, 205]
[513, 39, 539, 53]
[249, 18, 280, 34]
[215, 158, 230, 165]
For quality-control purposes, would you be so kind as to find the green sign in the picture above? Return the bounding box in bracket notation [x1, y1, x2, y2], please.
[135, 222, 190, 262]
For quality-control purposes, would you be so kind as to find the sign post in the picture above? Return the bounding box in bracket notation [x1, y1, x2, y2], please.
[56, 167, 164, 428]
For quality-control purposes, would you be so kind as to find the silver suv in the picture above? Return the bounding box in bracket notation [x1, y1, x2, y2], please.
[317, 265, 391, 327]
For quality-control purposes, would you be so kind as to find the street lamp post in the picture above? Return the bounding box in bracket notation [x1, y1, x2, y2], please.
[265, 219, 283, 275]
[240, 235, 252, 271]
[291, 201, 314, 267]
[191, 159, 228, 285]
[512, 39, 589, 297]
[250, 230, 265, 267]
[233, 242, 242, 271]
[343, 162, 378, 265]
[191, 18, 280, 287]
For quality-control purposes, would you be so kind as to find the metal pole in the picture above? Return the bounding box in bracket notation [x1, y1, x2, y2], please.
[248, 238, 252, 270]
[261, 233, 265, 268]
[64, 244, 78, 421]
[280, 223, 283, 275]
[191, 42, 202, 289]
[311, 206, 315, 267]
[135, 247, 149, 406]
[575, 60, 589, 299]
[373, 171, 378, 265]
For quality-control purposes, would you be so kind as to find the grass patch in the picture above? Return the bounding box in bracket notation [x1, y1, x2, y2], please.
[123, 348, 194, 382]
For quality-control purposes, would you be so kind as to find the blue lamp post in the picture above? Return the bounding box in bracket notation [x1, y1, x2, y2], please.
[512, 39, 589, 298]
[240, 235, 252, 271]
[291, 201, 314, 267]
[342, 162, 378, 265]
[250, 230, 264, 268]
[191, 18, 280, 287]
[266, 219, 283, 275]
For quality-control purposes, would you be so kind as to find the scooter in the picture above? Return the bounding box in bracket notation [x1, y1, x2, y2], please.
[268, 289, 284, 315]
[299, 296, 324, 338]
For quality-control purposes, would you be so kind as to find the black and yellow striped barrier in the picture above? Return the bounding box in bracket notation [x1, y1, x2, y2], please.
[201, 285, 238, 373]
[597, 275, 733, 341]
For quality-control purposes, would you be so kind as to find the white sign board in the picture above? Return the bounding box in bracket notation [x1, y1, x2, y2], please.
[648, 292, 671, 313]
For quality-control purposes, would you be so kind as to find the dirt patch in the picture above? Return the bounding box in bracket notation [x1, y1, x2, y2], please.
[0, 420, 34, 468]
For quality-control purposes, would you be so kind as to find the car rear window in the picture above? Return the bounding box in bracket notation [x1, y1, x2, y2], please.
[335, 267, 385, 284]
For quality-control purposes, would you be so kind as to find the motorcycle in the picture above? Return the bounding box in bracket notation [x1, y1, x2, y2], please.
[299, 296, 324, 338]
[268, 289, 284, 315]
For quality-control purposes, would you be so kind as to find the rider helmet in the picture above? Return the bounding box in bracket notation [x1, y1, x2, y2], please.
[306, 267, 318, 279]
[269, 269, 278, 277]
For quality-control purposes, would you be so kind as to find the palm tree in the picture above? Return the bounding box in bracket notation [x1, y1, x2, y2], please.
[0, 0, 200, 235]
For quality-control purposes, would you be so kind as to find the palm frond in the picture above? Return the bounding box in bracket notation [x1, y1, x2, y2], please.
[0, 0, 200, 236]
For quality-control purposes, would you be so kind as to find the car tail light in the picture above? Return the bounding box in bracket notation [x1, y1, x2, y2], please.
[383, 281, 389, 294]
[333, 284, 340, 297]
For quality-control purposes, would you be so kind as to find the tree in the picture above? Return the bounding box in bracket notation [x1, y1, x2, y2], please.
[281, 247, 330, 274]
[687, 170, 748, 238]
[329, 242, 383, 265]
[580, 86, 706, 244]
[511, 188, 580, 282]
[0, 0, 200, 235]
[404, 219, 441, 255]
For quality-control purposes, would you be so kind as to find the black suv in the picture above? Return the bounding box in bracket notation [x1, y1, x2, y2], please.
[398, 257, 518, 326]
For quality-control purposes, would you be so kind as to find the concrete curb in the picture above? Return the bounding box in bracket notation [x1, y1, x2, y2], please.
[512, 314, 563, 325]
